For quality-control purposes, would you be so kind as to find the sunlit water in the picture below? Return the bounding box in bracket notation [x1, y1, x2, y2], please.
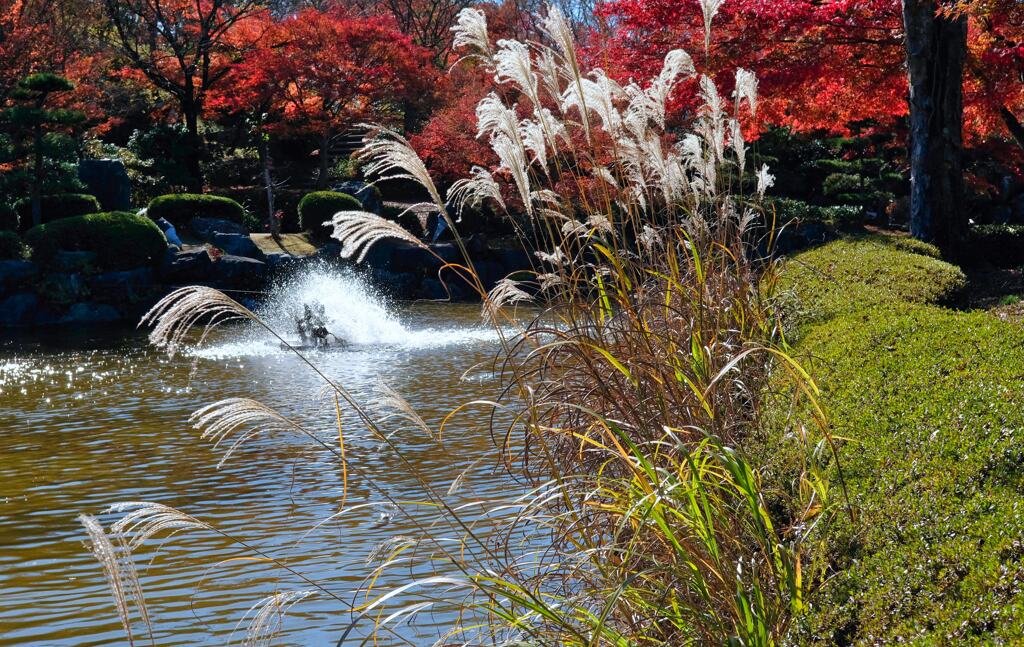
[0, 268, 519, 646]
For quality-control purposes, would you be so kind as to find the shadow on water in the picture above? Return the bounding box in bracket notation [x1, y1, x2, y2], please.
[0, 267, 517, 646]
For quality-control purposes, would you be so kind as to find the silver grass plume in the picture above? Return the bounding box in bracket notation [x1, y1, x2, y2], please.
[328, 211, 428, 263]
[482, 278, 532, 323]
[374, 381, 432, 437]
[561, 69, 623, 137]
[700, 0, 726, 55]
[540, 4, 578, 72]
[233, 590, 315, 647]
[447, 166, 506, 217]
[491, 132, 534, 218]
[141, 286, 255, 357]
[638, 49, 696, 129]
[756, 164, 775, 198]
[639, 225, 663, 252]
[79, 514, 152, 645]
[494, 39, 540, 109]
[586, 213, 614, 234]
[537, 48, 565, 105]
[451, 7, 491, 56]
[519, 118, 551, 174]
[733, 68, 758, 115]
[697, 75, 726, 164]
[729, 119, 747, 178]
[107, 502, 211, 551]
[561, 219, 589, 238]
[357, 128, 446, 215]
[190, 398, 300, 468]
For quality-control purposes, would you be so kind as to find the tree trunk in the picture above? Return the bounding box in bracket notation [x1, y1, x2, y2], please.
[183, 106, 205, 193]
[31, 125, 43, 228]
[315, 130, 332, 190]
[903, 0, 968, 254]
[258, 132, 277, 237]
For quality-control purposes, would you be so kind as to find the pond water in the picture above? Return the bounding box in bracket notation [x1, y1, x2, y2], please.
[0, 268, 518, 646]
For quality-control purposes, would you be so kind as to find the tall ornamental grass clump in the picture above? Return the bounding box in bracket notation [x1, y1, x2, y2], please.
[79, 3, 837, 645]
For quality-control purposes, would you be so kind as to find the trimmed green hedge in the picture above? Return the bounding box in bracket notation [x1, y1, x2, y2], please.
[14, 193, 100, 228]
[298, 191, 361, 241]
[25, 211, 167, 271]
[0, 230, 25, 259]
[769, 236, 1024, 643]
[775, 235, 964, 326]
[771, 198, 864, 230]
[147, 193, 246, 229]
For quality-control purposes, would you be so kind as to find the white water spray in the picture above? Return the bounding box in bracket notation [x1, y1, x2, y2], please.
[194, 266, 500, 359]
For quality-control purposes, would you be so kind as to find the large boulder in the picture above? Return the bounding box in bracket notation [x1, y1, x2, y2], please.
[160, 249, 214, 283]
[62, 302, 121, 324]
[78, 159, 132, 212]
[191, 216, 250, 239]
[209, 232, 265, 261]
[40, 273, 88, 305]
[208, 255, 267, 289]
[88, 267, 154, 303]
[0, 260, 38, 292]
[52, 250, 97, 273]
[0, 292, 38, 326]
[333, 180, 383, 215]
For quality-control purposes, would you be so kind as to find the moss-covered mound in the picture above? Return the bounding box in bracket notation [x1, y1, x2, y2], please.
[298, 191, 361, 241]
[0, 230, 25, 259]
[14, 193, 101, 228]
[776, 235, 964, 326]
[774, 236, 1024, 644]
[25, 211, 167, 271]
[148, 193, 246, 229]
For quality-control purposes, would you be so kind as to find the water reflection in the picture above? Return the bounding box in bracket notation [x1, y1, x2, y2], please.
[0, 270, 516, 646]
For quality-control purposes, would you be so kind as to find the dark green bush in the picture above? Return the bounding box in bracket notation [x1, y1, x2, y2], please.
[147, 193, 246, 229]
[25, 211, 167, 271]
[771, 198, 864, 230]
[298, 191, 361, 241]
[0, 230, 25, 259]
[967, 223, 1024, 267]
[14, 193, 100, 227]
[0, 203, 17, 231]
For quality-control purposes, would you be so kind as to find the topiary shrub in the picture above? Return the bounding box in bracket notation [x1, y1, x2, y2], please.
[298, 191, 362, 241]
[771, 197, 864, 230]
[25, 211, 168, 271]
[147, 193, 246, 229]
[0, 203, 18, 232]
[0, 230, 25, 259]
[14, 193, 101, 228]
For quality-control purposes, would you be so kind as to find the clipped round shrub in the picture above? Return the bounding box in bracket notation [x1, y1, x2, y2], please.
[298, 191, 362, 241]
[14, 193, 101, 228]
[0, 230, 25, 259]
[25, 211, 168, 271]
[771, 197, 864, 230]
[0, 203, 18, 232]
[147, 193, 246, 229]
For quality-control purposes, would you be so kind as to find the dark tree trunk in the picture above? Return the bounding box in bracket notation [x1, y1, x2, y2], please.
[258, 132, 277, 237]
[183, 105, 205, 193]
[903, 0, 968, 254]
[31, 125, 43, 228]
[315, 130, 332, 190]
[1000, 107, 1024, 152]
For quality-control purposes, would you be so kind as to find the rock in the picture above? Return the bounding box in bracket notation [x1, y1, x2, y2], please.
[52, 250, 97, 273]
[160, 249, 213, 283]
[210, 232, 266, 261]
[368, 268, 418, 299]
[191, 216, 250, 239]
[88, 268, 154, 303]
[78, 159, 132, 211]
[0, 292, 38, 326]
[40, 273, 88, 305]
[0, 260, 38, 290]
[312, 241, 342, 262]
[154, 217, 183, 248]
[209, 255, 267, 289]
[333, 180, 383, 215]
[62, 302, 121, 324]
